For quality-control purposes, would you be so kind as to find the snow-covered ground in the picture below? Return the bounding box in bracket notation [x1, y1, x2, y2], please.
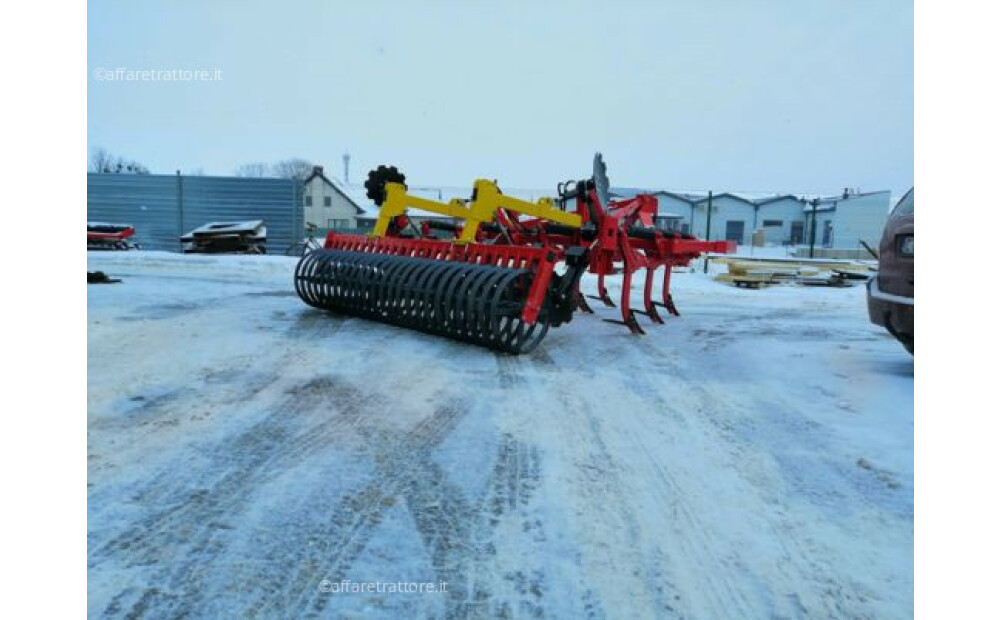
[87, 251, 913, 619]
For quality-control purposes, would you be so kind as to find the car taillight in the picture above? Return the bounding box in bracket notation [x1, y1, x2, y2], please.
[898, 234, 913, 258]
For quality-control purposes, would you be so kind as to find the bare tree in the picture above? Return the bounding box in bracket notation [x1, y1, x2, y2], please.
[89, 147, 150, 174]
[89, 147, 115, 173]
[270, 158, 314, 180]
[234, 162, 268, 177]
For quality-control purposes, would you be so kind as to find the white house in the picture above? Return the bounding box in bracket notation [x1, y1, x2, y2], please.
[301, 166, 365, 230]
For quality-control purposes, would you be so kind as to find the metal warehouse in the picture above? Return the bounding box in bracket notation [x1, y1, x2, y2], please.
[616, 187, 892, 253]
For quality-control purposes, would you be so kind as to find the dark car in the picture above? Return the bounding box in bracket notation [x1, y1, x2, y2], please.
[867, 188, 914, 353]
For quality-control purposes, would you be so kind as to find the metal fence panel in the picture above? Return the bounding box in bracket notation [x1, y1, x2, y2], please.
[87, 173, 302, 253]
[87, 174, 180, 251]
[181, 176, 301, 253]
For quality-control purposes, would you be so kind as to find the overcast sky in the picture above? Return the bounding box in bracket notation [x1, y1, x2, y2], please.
[87, 0, 913, 196]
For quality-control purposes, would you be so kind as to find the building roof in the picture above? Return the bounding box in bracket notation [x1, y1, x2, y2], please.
[649, 190, 704, 204]
[303, 166, 365, 214]
[693, 192, 757, 206]
[755, 194, 803, 206]
[799, 189, 891, 213]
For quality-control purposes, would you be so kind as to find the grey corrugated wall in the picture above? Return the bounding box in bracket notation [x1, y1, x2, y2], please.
[87, 173, 302, 252]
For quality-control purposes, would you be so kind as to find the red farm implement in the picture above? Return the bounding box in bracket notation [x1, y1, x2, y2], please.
[87, 222, 138, 251]
[294, 234, 586, 354]
[293, 155, 734, 353]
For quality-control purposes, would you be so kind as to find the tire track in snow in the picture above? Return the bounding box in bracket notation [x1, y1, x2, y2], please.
[597, 361, 762, 619]
[490, 353, 650, 619]
[94, 349, 553, 619]
[466, 432, 548, 620]
[94, 375, 370, 619]
[551, 386, 685, 619]
[291, 398, 476, 619]
[630, 341, 885, 618]
[230, 373, 548, 620]
[512, 340, 769, 618]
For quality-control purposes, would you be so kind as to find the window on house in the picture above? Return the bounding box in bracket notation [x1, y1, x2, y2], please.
[304, 196, 312, 207]
[324, 196, 332, 207]
[762, 219, 782, 227]
[327, 219, 350, 230]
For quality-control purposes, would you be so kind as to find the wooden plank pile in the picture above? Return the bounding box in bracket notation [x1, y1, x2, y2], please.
[710, 257, 875, 289]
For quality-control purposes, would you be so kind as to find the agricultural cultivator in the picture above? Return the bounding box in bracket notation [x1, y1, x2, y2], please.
[294, 155, 734, 353]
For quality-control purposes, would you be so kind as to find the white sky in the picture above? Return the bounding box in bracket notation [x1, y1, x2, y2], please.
[87, 0, 913, 196]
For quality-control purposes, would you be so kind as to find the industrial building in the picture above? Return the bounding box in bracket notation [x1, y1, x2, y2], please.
[616, 187, 892, 252]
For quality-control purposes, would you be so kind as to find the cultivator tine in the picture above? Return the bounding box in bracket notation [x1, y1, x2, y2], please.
[602, 313, 646, 335]
[625, 311, 646, 334]
[633, 306, 663, 324]
[603, 268, 645, 335]
[640, 268, 665, 324]
[654, 297, 681, 317]
[659, 266, 680, 316]
[587, 273, 617, 307]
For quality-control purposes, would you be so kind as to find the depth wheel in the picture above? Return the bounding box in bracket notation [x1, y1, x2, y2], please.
[364, 165, 407, 206]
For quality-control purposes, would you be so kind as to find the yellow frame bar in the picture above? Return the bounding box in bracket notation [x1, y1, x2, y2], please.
[372, 179, 582, 243]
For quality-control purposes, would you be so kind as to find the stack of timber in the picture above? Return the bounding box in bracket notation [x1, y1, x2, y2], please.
[710, 256, 875, 289]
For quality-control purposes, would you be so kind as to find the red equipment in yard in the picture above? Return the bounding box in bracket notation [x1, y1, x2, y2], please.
[419, 155, 735, 333]
[87, 222, 138, 250]
[294, 234, 588, 354]
[293, 154, 734, 352]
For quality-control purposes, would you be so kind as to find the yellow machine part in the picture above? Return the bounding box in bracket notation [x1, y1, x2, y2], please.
[372, 179, 582, 243]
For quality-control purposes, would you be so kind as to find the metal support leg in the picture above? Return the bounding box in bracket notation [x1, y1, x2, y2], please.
[637, 266, 664, 324]
[656, 264, 681, 316]
[602, 268, 645, 334]
[588, 272, 617, 307]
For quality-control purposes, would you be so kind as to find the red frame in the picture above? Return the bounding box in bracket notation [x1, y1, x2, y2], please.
[473, 189, 735, 331]
[323, 233, 559, 323]
[87, 227, 136, 242]
[360, 186, 737, 333]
